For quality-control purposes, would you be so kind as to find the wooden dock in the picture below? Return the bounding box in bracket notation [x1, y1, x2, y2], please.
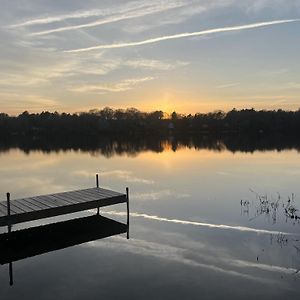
[0, 174, 129, 228]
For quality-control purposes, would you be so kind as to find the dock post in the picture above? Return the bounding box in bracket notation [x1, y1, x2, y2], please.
[6, 192, 11, 234]
[9, 262, 13, 286]
[96, 174, 99, 188]
[96, 174, 100, 215]
[126, 187, 129, 239]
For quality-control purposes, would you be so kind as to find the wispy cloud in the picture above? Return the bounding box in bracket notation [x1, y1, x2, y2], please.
[11, 1, 187, 37]
[65, 19, 300, 52]
[125, 59, 189, 70]
[216, 83, 240, 89]
[0, 61, 78, 87]
[100, 170, 154, 184]
[0, 93, 59, 111]
[132, 190, 190, 200]
[9, 1, 186, 29]
[75, 58, 188, 75]
[121, 3, 207, 34]
[94, 235, 298, 278]
[259, 68, 289, 76]
[91, 237, 279, 283]
[73, 169, 154, 184]
[70, 77, 154, 93]
[287, 82, 300, 89]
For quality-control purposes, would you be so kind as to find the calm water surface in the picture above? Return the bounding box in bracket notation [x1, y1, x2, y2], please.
[0, 145, 299, 299]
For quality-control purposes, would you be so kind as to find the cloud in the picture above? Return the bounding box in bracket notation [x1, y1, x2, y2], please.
[132, 190, 190, 200]
[69, 58, 188, 75]
[95, 235, 298, 278]
[10, 1, 187, 37]
[0, 60, 80, 89]
[70, 77, 154, 93]
[92, 236, 280, 283]
[8, 1, 185, 28]
[259, 68, 289, 76]
[91, 236, 272, 282]
[121, 3, 207, 34]
[0, 93, 59, 112]
[287, 82, 300, 89]
[65, 19, 300, 52]
[124, 59, 189, 70]
[216, 83, 240, 89]
[100, 170, 154, 184]
[73, 169, 154, 184]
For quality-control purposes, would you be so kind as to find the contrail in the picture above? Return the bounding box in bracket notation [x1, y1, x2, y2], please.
[9, 0, 186, 28]
[65, 19, 300, 53]
[28, 1, 186, 36]
[103, 210, 295, 235]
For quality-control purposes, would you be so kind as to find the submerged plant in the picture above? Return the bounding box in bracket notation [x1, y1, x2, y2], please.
[284, 194, 299, 220]
[241, 190, 299, 225]
[241, 191, 300, 276]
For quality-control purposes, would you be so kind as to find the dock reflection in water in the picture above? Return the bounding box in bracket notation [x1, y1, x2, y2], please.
[0, 215, 129, 286]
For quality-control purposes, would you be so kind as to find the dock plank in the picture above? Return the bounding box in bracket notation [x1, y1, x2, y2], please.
[85, 187, 121, 196]
[44, 194, 80, 205]
[13, 199, 36, 213]
[78, 189, 117, 199]
[60, 191, 98, 202]
[51, 193, 90, 204]
[30, 196, 58, 209]
[0, 202, 22, 215]
[10, 201, 28, 214]
[0, 204, 7, 217]
[21, 198, 50, 210]
[37, 195, 70, 207]
[10, 204, 26, 215]
[68, 190, 102, 201]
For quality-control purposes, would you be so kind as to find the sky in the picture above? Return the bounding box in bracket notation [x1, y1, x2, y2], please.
[0, 0, 300, 115]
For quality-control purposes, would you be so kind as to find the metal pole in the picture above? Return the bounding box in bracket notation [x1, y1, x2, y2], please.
[7, 193, 11, 234]
[9, 262, 13, 286]
[126, 187, 129, 239]
[96, 174, 99, 188]
[96, 174, 100, 215]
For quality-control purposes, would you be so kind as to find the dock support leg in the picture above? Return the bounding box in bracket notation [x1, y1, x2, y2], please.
[6, 192, 11, 234]
[9, 262, 13, 286]
[96, 174, 99, 188]
[96, 174, 100, 215]
[126, 187, 129, 239]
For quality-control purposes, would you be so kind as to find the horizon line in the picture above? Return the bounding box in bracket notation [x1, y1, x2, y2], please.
[2, 106, 300, 117]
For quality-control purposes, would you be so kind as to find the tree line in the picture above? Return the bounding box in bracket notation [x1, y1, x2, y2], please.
[1, 107, 300, 137]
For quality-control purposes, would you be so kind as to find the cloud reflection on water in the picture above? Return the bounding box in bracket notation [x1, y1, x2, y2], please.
[104, 211, 295, 235]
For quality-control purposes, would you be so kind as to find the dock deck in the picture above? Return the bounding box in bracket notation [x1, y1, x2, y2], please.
[0, 186, 128, 227]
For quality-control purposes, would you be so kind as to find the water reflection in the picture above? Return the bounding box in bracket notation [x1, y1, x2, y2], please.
[1, 134, 300, 156]
[0, 138, 299, 298]
[0, 215, 129, 286]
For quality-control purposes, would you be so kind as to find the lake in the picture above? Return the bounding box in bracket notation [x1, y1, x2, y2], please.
[0, 139, 299, 299]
